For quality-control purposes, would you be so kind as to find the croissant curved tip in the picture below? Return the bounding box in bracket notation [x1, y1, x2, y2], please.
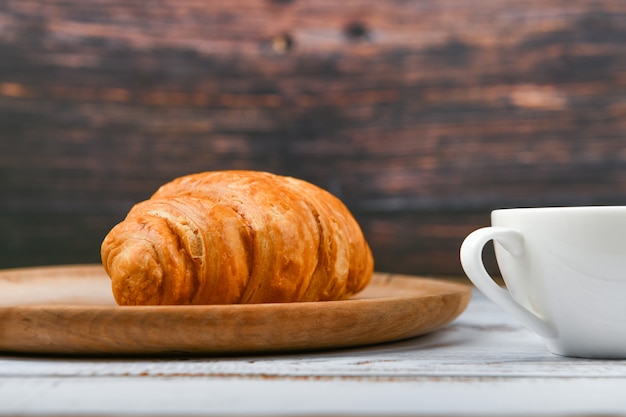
[105, 240, 165, 306]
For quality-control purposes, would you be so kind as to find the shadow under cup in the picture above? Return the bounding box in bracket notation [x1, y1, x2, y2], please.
[461, 206, 626, 359]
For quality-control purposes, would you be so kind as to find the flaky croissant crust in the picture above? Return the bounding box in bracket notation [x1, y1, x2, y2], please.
[101, 171, 374, 305]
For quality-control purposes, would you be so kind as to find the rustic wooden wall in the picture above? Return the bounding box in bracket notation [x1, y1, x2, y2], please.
[2, 0, 626, 276]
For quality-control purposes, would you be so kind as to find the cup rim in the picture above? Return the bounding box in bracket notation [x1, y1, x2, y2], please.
[492, 205, 626, 214]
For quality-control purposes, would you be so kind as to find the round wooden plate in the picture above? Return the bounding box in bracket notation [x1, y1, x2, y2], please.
[0, 265, 471, 355]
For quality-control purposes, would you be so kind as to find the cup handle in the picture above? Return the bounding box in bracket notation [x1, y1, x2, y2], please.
[460, 227, 557, 339]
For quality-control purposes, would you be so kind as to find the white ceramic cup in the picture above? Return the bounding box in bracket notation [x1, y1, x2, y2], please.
[460, 206, 626, 358]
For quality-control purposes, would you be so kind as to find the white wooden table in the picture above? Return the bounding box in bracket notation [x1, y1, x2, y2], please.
[1, 288, 626, 416]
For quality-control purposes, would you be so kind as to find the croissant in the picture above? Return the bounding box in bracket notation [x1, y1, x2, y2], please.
[101, 170, 374, 305]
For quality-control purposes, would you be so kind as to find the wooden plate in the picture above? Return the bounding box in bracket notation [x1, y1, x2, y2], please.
[0, 265, 471, 355]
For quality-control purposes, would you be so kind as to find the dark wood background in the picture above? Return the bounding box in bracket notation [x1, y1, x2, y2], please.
[2, 0, 626, 277]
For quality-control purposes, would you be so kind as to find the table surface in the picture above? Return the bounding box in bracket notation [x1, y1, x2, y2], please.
[1, 287, 626, 416]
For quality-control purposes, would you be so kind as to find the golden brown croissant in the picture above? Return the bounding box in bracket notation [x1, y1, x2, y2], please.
[101, 170, 374, 305]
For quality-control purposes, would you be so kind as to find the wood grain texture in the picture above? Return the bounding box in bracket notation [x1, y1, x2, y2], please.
[0, 265, 470, 355]
[1, 1, 626, 275]
[5, 291, 626, 416]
